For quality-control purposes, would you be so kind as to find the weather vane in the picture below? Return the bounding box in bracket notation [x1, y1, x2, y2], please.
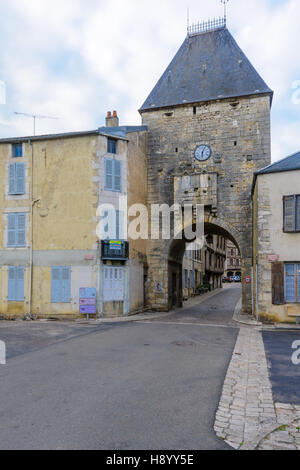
[221, 0, 230, 21]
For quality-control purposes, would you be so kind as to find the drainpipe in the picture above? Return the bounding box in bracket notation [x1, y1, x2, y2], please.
[251, 266, 254, 317]
[256, 264, 259, 322]
[28, 139, 34, 316]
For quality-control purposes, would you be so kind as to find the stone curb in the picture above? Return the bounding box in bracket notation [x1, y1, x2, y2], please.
[232, 298, 262, 327]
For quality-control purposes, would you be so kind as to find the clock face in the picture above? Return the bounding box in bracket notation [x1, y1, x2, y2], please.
[195, 145, 212, 162]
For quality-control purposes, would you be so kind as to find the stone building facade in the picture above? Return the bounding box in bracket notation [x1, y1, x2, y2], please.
[140, 25, 272, 314]
[225, 240, 242, 278]
[252, 151, 300, 324]
[204, 234, 227, 290]
[182, 242, 203, 299]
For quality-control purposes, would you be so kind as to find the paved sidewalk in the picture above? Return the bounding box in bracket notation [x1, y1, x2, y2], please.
[214, 326, 300, 450]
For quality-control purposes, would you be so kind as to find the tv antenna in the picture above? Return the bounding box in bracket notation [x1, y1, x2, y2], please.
[221, 0, 230, 21]
[14, 111, 59, 136]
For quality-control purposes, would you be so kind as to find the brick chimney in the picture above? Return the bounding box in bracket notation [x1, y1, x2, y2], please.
[105, 110, 119, 127]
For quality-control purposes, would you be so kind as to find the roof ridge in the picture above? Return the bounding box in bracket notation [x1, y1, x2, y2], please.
[257, 150, 300, 174]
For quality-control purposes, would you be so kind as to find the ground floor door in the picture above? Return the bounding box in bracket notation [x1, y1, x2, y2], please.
[103, 266, 125, 302]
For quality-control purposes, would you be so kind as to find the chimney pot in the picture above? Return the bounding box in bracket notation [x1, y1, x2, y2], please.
[105, 110, 119, 127]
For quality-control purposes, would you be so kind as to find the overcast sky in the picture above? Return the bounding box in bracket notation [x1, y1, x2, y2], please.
[0, 0, 299, 162]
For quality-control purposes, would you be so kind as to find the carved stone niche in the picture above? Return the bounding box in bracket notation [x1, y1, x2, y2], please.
[174, 171, 218, 210]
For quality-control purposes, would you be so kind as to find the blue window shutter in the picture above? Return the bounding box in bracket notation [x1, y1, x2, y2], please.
[51, 267, 70, 303]
[285, 264, 296, 302]
[62, 267, 71, 303]
[9, 164, 15, 194]
[13, 143, 23, 158]
[284, 196, 295, 232]
[8, 267, 16, 301]
[116, 210, 120, 240]
[114, 160, 121, 191]
[17, 214, 26, 246]
[7, 214, 16, 246]
[296, 196, 300, 231]
[105, 158, 113, 190]
[16, 163, 25, 194]
[16, 267, 24, 301]
[52, 267, 61, 302]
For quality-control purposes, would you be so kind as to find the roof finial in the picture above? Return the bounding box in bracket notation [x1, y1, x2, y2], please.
[221, 0, 229, 23]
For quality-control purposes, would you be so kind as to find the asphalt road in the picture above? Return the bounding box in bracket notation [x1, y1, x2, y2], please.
[0, 287, 240, 450]
[263, 330, 300, 405]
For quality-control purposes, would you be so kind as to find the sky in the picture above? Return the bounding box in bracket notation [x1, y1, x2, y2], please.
[0, 0, 299, 162]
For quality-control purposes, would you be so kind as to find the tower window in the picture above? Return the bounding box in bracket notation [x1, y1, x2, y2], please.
[193, 106, 197, 115]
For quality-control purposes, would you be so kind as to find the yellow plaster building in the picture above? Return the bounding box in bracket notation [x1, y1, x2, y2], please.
[0, 113, 148, 319]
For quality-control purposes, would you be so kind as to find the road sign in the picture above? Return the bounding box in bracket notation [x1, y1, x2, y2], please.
[80, 288, 96, 319]
[80, 298, 96, 306]
[244, 276, 252, 285]
[79, 288, 96, 299]
[80, 306, 96, 315]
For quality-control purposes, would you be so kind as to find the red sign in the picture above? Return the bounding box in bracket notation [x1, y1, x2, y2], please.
[244, 276, 252, 285]
[268, 255, 279, 262]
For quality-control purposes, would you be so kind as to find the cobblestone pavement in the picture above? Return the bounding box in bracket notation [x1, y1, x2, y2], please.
[214, 327, 300, 450]
[258, 404, 300, 450]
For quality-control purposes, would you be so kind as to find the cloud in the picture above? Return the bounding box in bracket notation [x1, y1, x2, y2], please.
[0, 0, 299, 161]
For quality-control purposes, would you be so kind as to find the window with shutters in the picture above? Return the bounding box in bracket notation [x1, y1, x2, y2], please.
[107, 138, 117, 155]
[283, 195, 300, 232]
[285, 264, 300, 303]
[7, 213, 26, 247]
[103, 209, 124, 240]
[8, 163, 25, 195]
[12, 143, 23, 158]
[8, 266, 24, 301]
[51, 267, 71, 303]
[104, 158, 122, 192]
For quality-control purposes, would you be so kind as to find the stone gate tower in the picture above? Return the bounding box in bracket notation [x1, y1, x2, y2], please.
[139, 22, 273, 314]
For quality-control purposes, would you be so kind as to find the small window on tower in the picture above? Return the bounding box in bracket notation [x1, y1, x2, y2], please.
[193, 106, 197, 115]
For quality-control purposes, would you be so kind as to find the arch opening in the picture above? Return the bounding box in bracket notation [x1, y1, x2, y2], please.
[167, 221, 242, 310]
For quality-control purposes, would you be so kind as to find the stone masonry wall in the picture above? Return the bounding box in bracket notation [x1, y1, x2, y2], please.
[141, 94, 271, 313]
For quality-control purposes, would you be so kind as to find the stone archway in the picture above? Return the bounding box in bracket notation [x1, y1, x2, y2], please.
[146, 212, 251, 315]
[165, 216, 248, 313]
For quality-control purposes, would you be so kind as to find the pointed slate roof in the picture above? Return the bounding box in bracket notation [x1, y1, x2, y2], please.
[140, 27, 273, 112]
